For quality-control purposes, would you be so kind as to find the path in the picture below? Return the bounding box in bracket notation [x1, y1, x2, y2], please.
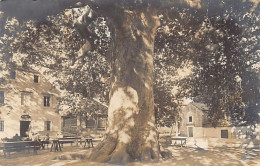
[1, 145, 259, 166]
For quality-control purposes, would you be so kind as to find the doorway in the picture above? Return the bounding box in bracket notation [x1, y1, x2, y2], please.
[20, 121, 31, 137]
[188, 127, 193, 137]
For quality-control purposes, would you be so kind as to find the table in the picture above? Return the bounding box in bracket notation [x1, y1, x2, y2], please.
[40, 140, 49, 150]
[50, 140, 62, 152]
[58, 137, 81, 147]
[172, 137, 187, 147]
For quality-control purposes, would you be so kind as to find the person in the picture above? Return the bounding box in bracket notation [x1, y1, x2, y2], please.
[31, 133, 40, 141]
[13, 133, 22, 141]
[40, 133, 50, 150]
[56, 132, 63, 139]
[45, 133, 50, 141]
[27, 123, 32, 138]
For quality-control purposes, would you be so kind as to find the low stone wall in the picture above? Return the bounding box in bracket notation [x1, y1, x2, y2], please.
[193, 125, 260, 139]
[186, 137, 260, 149]
[203, 127, 232, 138]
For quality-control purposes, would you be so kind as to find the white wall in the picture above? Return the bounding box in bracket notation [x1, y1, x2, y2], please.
[0, 69, 61, 140]
[203, 127, 232, 138]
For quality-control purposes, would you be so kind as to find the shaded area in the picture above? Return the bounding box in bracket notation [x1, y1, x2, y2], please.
[1, 143, 259, 166]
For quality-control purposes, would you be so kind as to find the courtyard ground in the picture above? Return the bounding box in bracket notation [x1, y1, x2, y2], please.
[0, 142, 259, 166]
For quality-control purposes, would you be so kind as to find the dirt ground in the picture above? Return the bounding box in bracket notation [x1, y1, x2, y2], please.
[0, 143, 259, 166]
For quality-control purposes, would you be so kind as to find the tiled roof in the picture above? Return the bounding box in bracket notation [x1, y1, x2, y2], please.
[191, 102, 208, 110]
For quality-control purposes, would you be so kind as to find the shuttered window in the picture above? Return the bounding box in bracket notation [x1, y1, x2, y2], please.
[10, 71, 16, 79]
[97, 119, 106, 129]
[0, 91, 4, 104]
[34, 75, 39, 83]
[63, 117, 77, 127]
[71, 118, 77, 126]
[0, 120, 4, 131]
[44, 121, 51, 131]
[44, 96, 50, 107]
[86, 119, 95, 128]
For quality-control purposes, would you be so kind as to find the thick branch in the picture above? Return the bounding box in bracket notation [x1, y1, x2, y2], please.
[0, 0, 204, 22]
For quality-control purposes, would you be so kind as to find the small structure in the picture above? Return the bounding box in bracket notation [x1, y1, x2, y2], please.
[178, 102, 207, 138]
[60, 98, 108, 137]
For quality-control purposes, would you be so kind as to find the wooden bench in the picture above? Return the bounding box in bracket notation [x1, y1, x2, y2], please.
[3, 141, 41, 158]
[58, 137, 81, 148]
[26, 141, 41, 154]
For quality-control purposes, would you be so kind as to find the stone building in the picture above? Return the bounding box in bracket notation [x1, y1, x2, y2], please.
[178, 102, 208, 138]
[179, 102, 260, 140]
[0, 67, 61, 139]
[179, 102, 234, 138]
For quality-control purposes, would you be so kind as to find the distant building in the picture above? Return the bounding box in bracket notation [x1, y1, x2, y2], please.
[0, 67, 61, 139]
[178, 102, 207, 138]
[178, 102, 260, 140]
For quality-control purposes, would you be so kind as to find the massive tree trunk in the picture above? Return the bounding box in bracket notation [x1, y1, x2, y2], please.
[89, 8, 160, 164]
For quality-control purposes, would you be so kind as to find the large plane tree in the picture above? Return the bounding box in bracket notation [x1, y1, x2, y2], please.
[0, 1, 202, 163]
[1, 0, 259, 164]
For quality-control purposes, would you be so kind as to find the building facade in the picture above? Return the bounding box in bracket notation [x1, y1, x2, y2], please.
[0, 67, 61, 139]
[178, 103, 207, 138]
[179, 102, 260, 140]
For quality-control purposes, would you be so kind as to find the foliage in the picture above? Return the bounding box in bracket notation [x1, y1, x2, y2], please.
[0, 7, 111, 116]
[153, 6, 204, 127]
[0, 0, 259, 127]
[191, 1, 260, 126]
[154, 0, 260, 127]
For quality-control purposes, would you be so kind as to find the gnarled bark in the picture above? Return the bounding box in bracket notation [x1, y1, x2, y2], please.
[89, 8, 160, 164]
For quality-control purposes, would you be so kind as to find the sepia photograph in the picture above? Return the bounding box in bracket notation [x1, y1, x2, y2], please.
[0, 0, 259, 165]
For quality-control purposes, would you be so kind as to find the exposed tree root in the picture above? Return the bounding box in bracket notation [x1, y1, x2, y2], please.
[88, 135, 160, 165]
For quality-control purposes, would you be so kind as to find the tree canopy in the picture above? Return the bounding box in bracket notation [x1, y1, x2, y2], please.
[1, 0, 259, 127]
[0, 0, 260, 162]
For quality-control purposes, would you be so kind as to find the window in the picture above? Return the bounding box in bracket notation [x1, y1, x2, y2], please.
[63, 116, 77, 127]
[21, 93, 25, 105]
[221, 130, 228, 138]
[0, 91, 4, 104]
[70, 117, 77, 127]
[10, 71, 16, 79]
[0, 120, 4, 131]
[34, 75, 39, 83]
[189, 116, 192, 122]
[44, 121, 51, 131]
[21, 92, 30, 106]
[0, 78, 4, 84]
[86, 119, 95, 128]
[97, 118, 106, 129]
[44, 96, 50, 107]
